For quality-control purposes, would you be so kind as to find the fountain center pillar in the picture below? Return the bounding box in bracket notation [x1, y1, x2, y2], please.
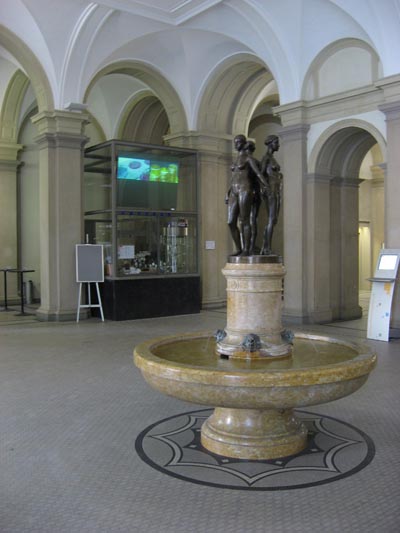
[216, 256, 292, 359]
[201, 407, 308, 460]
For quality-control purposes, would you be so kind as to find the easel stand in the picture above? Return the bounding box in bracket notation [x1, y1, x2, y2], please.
[75, 244, 105, 323]
[76, 282, 104, 322]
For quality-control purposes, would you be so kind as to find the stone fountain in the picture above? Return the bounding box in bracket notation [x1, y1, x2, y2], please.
[134, 134, 376, 460]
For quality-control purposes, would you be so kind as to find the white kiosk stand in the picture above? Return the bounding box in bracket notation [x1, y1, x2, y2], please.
[76, 244, 105, 322]
[367, 249, 400, 341]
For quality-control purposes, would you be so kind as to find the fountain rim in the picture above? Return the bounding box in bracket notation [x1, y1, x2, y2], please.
[134, 330, 377, 387]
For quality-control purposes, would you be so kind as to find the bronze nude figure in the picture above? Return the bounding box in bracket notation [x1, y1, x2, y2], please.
[245, 140, 262, 254]
[226, 133, 282, 257]
[226, 134, 268, 256]
[260, 134, 282, 255]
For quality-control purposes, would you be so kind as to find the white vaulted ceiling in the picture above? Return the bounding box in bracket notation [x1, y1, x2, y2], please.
[1, 0, 400, 130]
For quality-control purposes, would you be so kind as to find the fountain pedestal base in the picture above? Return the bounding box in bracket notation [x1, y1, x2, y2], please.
[216, 257, 292, 359]
[201, 407, 308, 460]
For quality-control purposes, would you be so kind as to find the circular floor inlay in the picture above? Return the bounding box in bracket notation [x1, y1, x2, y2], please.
[135, 409, 375, 490]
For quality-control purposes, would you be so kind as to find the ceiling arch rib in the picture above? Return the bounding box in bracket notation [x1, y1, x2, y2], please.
[60, 4, 114, 108]
[231, 69, 274, 135]
[0, 69, 30, 141]
[85, 61, 187, 135]
[196, 55, 273, 135]
[0, 25, 54, 112]
[116, 89, 154, 139]
[340, 132, 378, 179]
[119, 94, 169, 144]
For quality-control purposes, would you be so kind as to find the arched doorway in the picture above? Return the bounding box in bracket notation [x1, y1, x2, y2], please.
[308, 121, 386, 322]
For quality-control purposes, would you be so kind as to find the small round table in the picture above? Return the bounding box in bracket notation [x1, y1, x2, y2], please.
[0, 267, 13, 312]
[8, 269, 35, 316]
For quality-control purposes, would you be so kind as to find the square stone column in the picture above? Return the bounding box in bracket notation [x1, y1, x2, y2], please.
[306, 173, 333, 323]
[378, 100, 400, 332]
[278, 124, 310, 324]
[378, 102, 400, 248]
[370, 166, 385, 270]
[332, 177, 363, 320]
[31, 110, 89, 321]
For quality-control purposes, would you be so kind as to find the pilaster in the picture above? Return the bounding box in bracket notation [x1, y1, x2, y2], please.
[377, 98, 400, 332]
[31, 110, 89, 321]
[276, 120, 310, 323]
[0, 141, 23, 302]
[377, 101, 400, 248]
[306, 173, 333, 323]
[337, 178, 363, 320]
[370, 165, 385, 270]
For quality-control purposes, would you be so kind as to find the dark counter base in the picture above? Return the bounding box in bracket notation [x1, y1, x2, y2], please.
[93, 276, 201, 321]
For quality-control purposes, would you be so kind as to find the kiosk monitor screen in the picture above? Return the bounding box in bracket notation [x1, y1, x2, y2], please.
[378, 254, 397, 271]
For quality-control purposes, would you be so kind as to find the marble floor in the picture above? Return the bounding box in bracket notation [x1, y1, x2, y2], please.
[0, 294, 399, 532]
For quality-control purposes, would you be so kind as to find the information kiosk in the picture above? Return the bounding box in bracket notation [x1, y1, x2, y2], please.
[367, 249, 400, 341]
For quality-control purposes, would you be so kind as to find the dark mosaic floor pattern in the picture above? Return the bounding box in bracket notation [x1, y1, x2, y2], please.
[136, 408, 375, 491]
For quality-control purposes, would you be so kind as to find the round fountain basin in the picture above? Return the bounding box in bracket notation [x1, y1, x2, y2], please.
[134, 331, 376, 410]
[134, 331, 376, 459]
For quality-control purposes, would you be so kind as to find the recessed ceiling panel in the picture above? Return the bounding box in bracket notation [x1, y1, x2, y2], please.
[96, 0, 223, 24]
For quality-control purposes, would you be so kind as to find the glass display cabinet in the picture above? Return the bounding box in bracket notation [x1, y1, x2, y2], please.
[84, 140, 200, 320]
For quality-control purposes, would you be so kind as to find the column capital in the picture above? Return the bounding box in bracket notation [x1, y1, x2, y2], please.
[376, 72, 400, 123]
[370, 163, 386, 181]
[164, 130, 233, 155]
[375, 74, 400, 104]
[31, 109, 90, 139]
[378, 101, 400, 121]
[273, 101, 307, 127]
[278, 123, 310, 142]
[0, 140, 23, 161]
[332, 177, 363, 188]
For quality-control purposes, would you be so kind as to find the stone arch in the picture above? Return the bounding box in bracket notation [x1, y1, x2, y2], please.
[0, 25, 54, 113]
[309, 119, 386, 175]
[302, 38, 381, 101]
[248, 93, 281, 135]
[84, 61, 187, 136]
[0, 70, 30, 141]
[116, 90, 169, 144]
[195, 54, 274, 135]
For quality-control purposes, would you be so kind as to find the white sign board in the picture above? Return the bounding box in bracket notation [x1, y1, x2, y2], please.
[118, 245, 135, 259]
[76, 244, 104, 283]
[367, 249, 400, 341]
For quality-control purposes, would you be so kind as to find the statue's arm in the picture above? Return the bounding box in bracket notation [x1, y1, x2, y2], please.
[249, 156, 269, 189]
[260, 155, 270, 175]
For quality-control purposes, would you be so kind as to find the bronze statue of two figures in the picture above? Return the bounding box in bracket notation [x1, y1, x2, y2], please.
[226, 134, 282, 257]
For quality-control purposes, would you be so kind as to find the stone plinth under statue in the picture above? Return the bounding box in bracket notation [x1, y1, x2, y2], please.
[215, 255, 292, 359]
